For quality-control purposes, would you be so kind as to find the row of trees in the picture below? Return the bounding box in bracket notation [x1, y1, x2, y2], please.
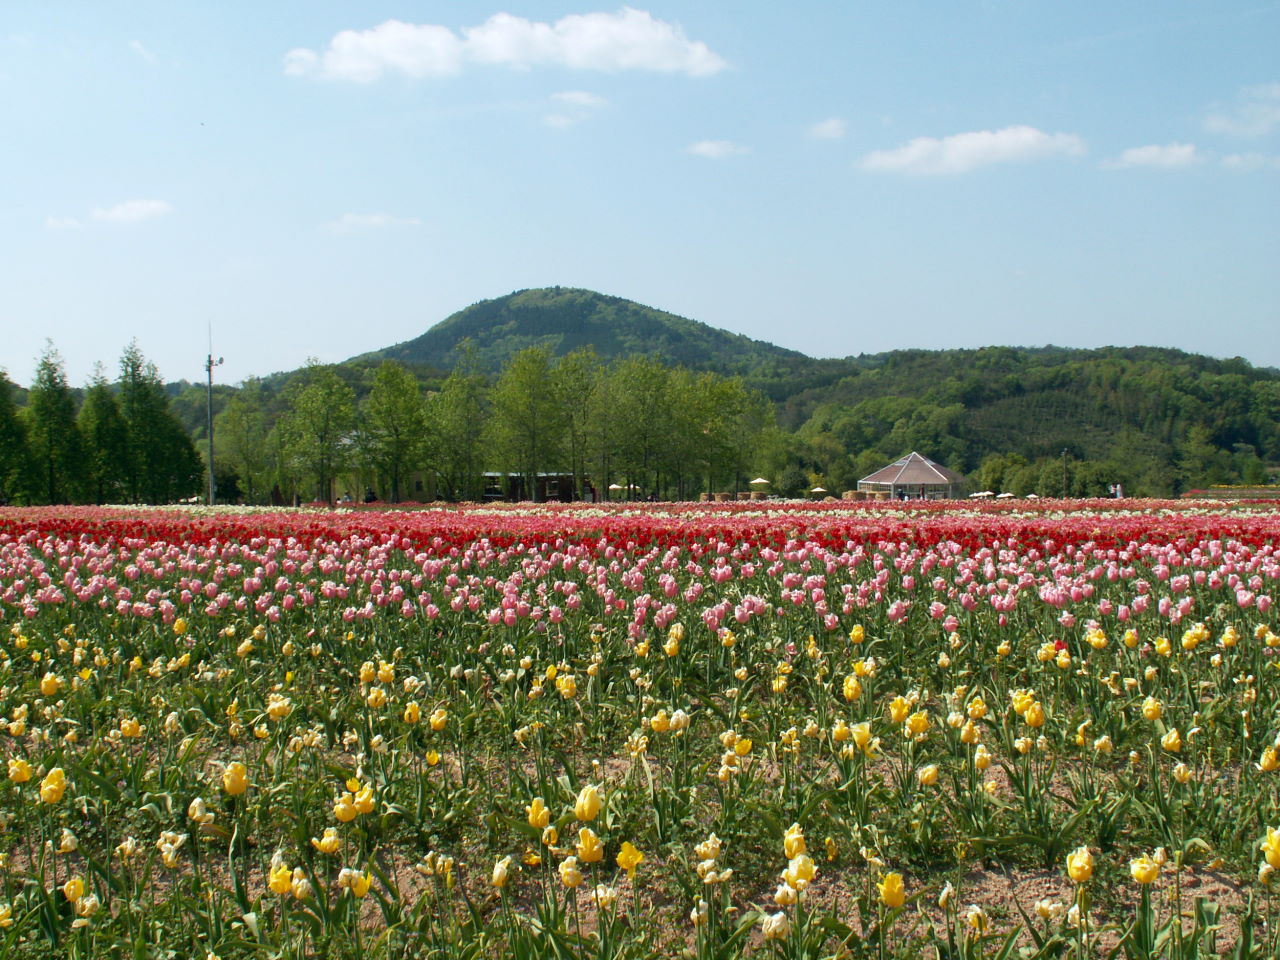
[215, 346, 774, 504]
[0, 344, 202, 506]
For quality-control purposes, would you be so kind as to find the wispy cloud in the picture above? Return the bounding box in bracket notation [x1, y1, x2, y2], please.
[553, 90, 607, 107]
[1222, 152, 1280, 171]
[808, 117, 845, 140]
[687, 139, 748, 159]
[324, 212, 421, 233]
[90, 199, 173, 224]
[861, 125, 1085, 175]
[129, 40, 157, 64]
[1103, 142, 1200, 169]
[1205, 83, 1280, 138]
[44, 216, 82, 230]
[544, 90, 607, 128]
[285, 10, 726, 82]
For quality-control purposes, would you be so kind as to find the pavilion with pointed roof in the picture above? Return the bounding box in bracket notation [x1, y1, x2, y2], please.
[857, 452, 966, 500]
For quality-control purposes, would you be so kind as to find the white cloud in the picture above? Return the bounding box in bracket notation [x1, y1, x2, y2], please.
[90, 199, 173, 224]
[545, 90, 606, 129]
[1103, 142, 1200, 169]
[687, 139, 747, 159]
[1222, 152, 1280, 171]
[129, 40, 157, 64]
[861, 125, 1085, 175]
[553, 90, 607, 107]
[808, 117, 845, 140]
[324, 212, 422, 233]
[44, 216, 82, 230]
[1205, 83, 1280, 138]
[285, 9, 726, 82]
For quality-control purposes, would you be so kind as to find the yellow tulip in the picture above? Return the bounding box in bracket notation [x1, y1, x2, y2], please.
[1130, 855, 1160, 884]
[350, 871, 372, 898]
[574, 784, 602, 822]
[526, 797, 550, 829]
[222, 762, 248, 796]
[888, 696, 910, 724]
[783, 853, 816, 892]
[7, 758, 31, 784]
[784, 823, 806, 858]
[1261, 827, 1280, 869]
[40, 767, 67, 804]
[62, 876, 85, 902]
[878, 872, 905, 908]
[576, 827, 604, 863]
[559, 856, 584, 887]
[1066, 846, 1094, 884]
[491, 855, 513, 889]
[312, 827, 341, 855]
[334, 792, 358, 823]
[1142, 697, 1163, 721]
[269, 863, 292, 895]
[353, 786, 375, 815]
[616, 841, 644, 880]
[905, 710, 930, 738]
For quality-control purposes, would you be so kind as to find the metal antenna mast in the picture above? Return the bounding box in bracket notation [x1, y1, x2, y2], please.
[205, 323, 223, 505]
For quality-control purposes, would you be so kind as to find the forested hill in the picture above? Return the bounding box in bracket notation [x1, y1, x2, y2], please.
[355, 287, 850, 391]
[785, 345, 1280, 496]
[336, 288, 1280, 496]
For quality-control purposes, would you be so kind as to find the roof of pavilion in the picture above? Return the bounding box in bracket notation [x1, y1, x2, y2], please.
[858, 452, 966, 486]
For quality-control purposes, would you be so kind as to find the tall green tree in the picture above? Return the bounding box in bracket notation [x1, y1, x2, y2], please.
[118, 342, 201, 503]
[610, 355, 672, 498]
[78, 366, 129, 504]
[554, 348, 602, 500]
[489, 346, 565, 501]
[279, 361, 356, 503]
[24, 344, 85, 504]
[215, 384, 272, 503]
[362, 361, 428, 503]
[0, 371, 30, 504]
[431, 345, 489, 501]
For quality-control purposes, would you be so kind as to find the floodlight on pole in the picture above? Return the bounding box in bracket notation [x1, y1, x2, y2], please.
[205, 326, 223, 506]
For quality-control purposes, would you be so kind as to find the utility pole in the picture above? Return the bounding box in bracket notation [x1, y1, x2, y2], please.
[205, 327, 223, 506]
[1061, 448, 1069, 499]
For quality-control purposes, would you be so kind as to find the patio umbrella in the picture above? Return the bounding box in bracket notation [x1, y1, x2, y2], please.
[749, 477, 770, 485]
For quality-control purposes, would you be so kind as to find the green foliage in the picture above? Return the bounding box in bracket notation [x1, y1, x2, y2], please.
[23, 344, 85, 505]
[216, 385, 272, 504]
[278, 361, 357, 503]
[362, 361, 429, 503]
[431, 345, 490, 502]
[0, 370, 29, 504]
[119, 342, 203, 503]
[488, 347, 566, 502]
[78, 369, 129, 505]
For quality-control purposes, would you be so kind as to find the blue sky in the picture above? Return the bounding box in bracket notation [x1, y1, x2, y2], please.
[3, 1, 1278, 386]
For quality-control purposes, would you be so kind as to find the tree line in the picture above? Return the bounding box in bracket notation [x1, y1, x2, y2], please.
[217, 345, 773, 504]
[3, 339, 1277, 506]
[0, 343, 201, 506]
[0, 343, 774, 505]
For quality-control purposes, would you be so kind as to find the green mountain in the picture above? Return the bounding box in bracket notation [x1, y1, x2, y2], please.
[356, 287, 849, 394]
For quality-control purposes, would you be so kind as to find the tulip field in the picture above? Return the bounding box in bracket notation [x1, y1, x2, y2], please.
[2, 499, 1280, 958]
